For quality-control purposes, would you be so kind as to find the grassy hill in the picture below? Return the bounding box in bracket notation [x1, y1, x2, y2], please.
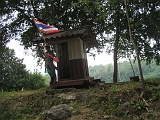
[0, 78, 160, 120]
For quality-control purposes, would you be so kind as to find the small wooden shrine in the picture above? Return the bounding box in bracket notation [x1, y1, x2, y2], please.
[33, 26, 99, 88]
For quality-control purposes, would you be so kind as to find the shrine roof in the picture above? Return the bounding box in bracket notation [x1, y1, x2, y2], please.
[33, 26, 99, 48]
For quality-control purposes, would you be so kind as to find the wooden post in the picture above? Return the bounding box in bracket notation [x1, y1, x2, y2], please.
[55, 43, 59, 81]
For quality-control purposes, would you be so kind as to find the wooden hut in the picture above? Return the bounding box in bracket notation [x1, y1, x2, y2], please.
[33, 26, 99, 88]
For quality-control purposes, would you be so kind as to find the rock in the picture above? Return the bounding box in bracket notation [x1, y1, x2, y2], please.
[103, 115, 117, 120]
[119, 102, 130, 115]
[58, 93, 92, 103]
[58, 93, 66, 98]
[76, 93, 93, 102]
[46, 104, 75, 120]
[65, 94, 76, 100]
[98, 82, 106, 87]
[104, 115, 110, 119]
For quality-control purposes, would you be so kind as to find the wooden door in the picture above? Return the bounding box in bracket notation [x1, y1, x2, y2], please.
[59, 42, 71, 79]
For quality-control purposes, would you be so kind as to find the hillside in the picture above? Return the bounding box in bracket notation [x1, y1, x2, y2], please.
[0, 78, 160, 120]
[89, 61, 160, 83]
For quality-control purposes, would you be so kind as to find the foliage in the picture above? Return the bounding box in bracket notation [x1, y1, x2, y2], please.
[0, 90, 48, 120]
[89, 60, 160, 83]
[0, 46, 28, 91]
[0, 0, 159, 65]
[145, 77, 160, 86]
[0, 46, 46, 91]
[24, 71, 47, 90]
[44, 73, 51, 86]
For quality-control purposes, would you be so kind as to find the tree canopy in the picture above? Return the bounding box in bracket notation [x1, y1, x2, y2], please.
[0, 45, 26, 91]
[0, 45, 46, 91]
[89, 60, 160, 83]
[0, 0, 159, 65]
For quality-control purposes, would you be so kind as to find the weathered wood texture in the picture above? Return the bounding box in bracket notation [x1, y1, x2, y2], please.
[70, 58, 89, 79]
[68, 38, 87, 60]
[57, 39, 89, 80]
[58, 42, 71, 80]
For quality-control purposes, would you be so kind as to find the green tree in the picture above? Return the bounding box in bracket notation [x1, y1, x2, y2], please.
[123, 0, 146, 95]
[0, 45, 46, 91]
[0, 0, 159, 83]
[25, 71, 46, 90]
[0, 46, 28, 91]
[89, 64, 114, 83]
[89, 61, 160, 83]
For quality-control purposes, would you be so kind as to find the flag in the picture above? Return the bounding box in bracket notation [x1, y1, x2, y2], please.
[34, 19, 60, 34]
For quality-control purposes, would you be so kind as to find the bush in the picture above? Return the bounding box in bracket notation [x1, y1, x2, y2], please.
[23, 71, 47, 90]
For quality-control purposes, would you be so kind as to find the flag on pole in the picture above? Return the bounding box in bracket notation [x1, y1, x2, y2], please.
[34, 19, 60, 34]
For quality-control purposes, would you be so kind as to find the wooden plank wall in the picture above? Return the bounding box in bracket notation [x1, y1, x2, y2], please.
[68, 38, 87, 60]
[68, 38, 89, 79]
[69, 59, 89, 79]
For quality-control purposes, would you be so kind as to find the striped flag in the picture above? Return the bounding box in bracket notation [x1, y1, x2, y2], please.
[34, 19, 59, 34]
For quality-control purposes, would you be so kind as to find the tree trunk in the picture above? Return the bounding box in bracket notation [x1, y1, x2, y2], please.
[128, 57, 135, 76]
[123, 0, 146, 95]
[113, 4, 120, 83]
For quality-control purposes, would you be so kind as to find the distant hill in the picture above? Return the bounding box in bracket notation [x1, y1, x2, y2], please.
[89, 60, 160, 83]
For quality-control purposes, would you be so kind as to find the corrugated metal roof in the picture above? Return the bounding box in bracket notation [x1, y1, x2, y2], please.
[34, 27, 87, 41]
[33, 26, 98, 48]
